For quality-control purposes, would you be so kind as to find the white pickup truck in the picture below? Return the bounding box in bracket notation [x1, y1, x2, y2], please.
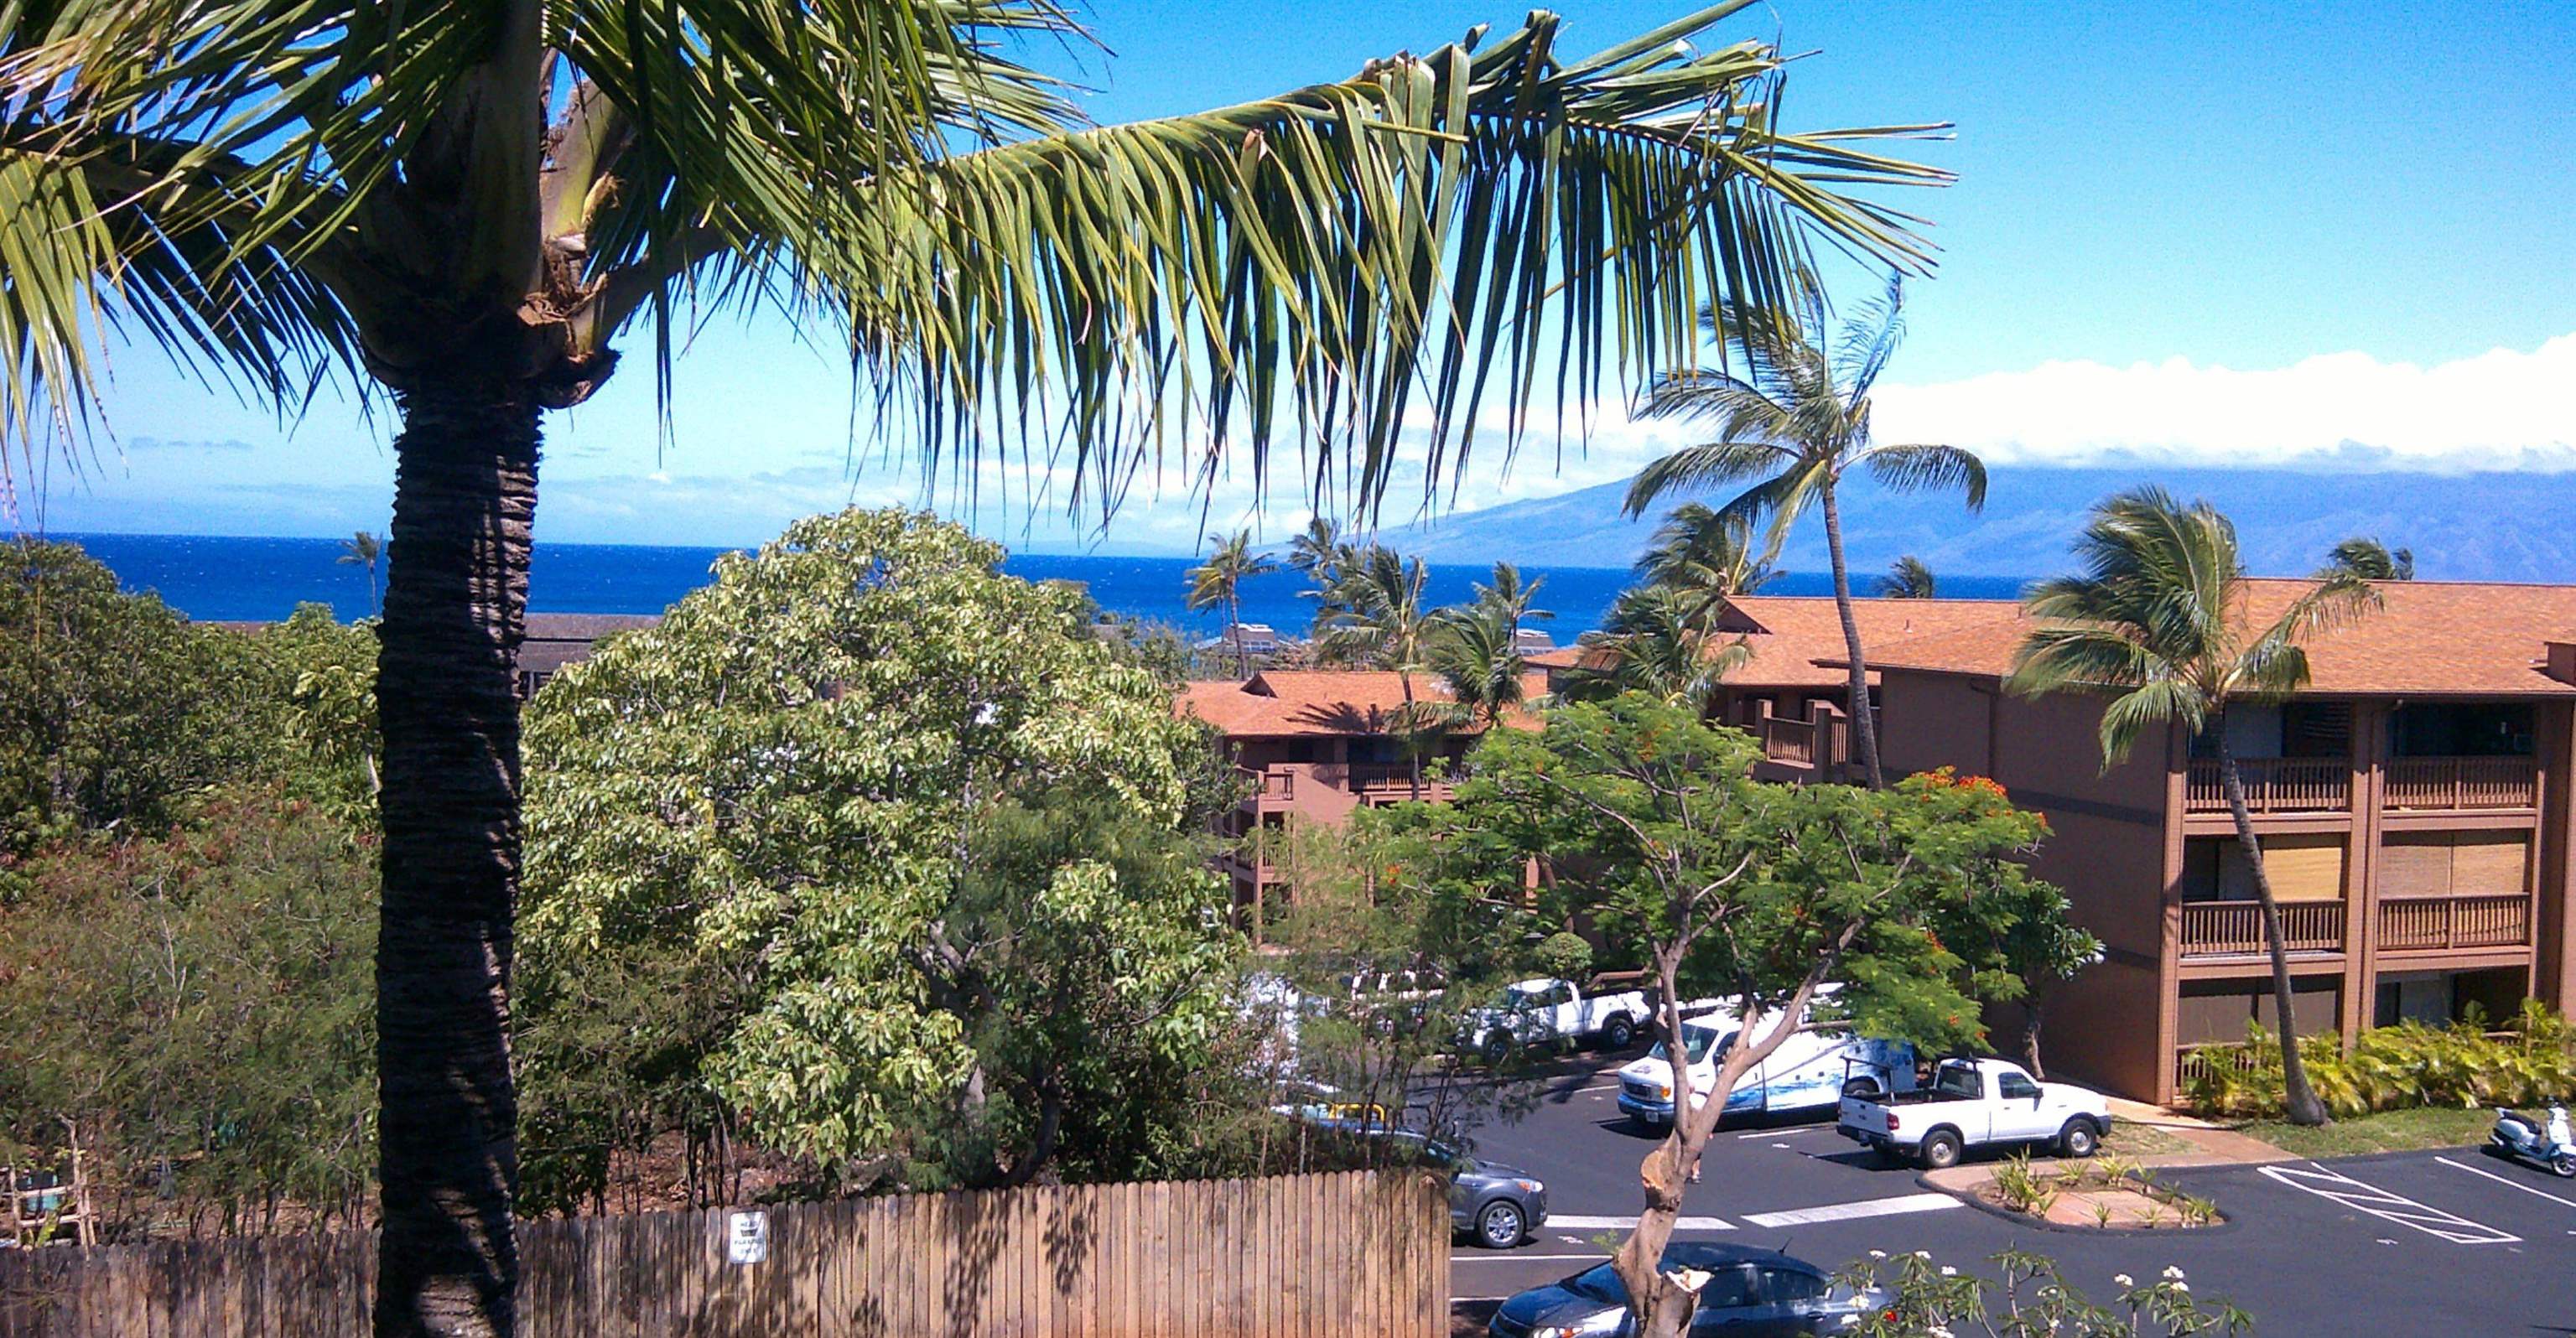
[1836, 1056, 2112, 1169]
[1460, 977, 1654, 1063]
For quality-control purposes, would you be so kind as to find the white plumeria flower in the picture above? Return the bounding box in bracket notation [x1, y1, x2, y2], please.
[1940, 1265, 1958, 1277]
[1867, 1249, 1887, 1259]
[1914, 1250, 1932, 1260]
[2163, 1266, 2185, 1280]
[1929, 1326, 1955, 1338]
[2113, 1273, 2133, 1289]
[2173, 1282, 2190, 1294]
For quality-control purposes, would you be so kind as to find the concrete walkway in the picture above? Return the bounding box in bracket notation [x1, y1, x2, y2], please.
[2104, 1096, 2292, 1168]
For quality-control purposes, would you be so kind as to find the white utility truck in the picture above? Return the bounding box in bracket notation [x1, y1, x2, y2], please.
[1836, 1056, 2111, 1169]
[1459, 977, 1662, 1063]
[1617, 1011, 1916, 1128]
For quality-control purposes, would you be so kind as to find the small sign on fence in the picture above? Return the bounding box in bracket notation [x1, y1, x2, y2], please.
[726, 1210, 769, 1265]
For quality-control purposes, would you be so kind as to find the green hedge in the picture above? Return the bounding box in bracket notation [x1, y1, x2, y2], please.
[2185, 999, 2576, 1119]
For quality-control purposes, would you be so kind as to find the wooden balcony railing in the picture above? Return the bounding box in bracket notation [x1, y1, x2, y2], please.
[2383, 756, 2538, 811]
[2177, 900, 2345, 957]
[2174, 1042, 2262, 1091]
[2376, 894, 2533, 952]
[1761, 716, 1817, 765]
[2184, 759, 2351, 814]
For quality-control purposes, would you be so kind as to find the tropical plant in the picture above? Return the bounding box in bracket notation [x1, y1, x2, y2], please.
[1623, 281, 1986, 789]
[1839, 1252, 2251, 1337]
[1877, 553, 1936, 599]
[1389, 695, 2078, 1338]
[1423, 599, 1532, 732]
[1, 1, 1945, 1323]
[1185, 529, 1280, 676]
[520, 511, 1246, 1199]
[1569, 583, 1753, 713]
[1320, 545, 1441, 791]
[1472, 561, 1551, 635]
[338, 531, 383, 616]
[2184, 1003, 2576, 1119]
[1633, 500, 1779, 609]
[2005, 488, 2381, 1126]
[2324, 537, 2415, 581]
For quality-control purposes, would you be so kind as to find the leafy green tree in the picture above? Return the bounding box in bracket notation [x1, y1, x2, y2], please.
[521, 510, 1245, 1195]
[0, 540, 241, 860]
[2324, 536, 2414, 581]
[1877, 553, 1937, 599]
[2007, 487, 2379, 1127]
[5, 1, 1943, 1317]
[0, 788, 377, 1237]
[1623, 283, 1987, 788]
[1185, 529, 1280, 677]
[1387, 695, 2074, 1338]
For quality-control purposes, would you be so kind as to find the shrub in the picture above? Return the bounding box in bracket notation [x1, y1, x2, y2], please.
[2185, 1000, 2576, 1119]
[1838, 1251, 2250, 1336]
[1531, 931, 1593, 983]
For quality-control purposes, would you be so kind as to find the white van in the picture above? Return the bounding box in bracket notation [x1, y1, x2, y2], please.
[1616, 1011, 1915, 1127]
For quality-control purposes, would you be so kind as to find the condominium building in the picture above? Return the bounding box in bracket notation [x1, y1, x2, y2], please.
[1176, 669, 1541, 936]
[1856, 581, 2576, 1103]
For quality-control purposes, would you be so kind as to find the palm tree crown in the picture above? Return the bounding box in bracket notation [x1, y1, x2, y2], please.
[2005, 486, 2379, 1129]
[1622, 281, 1982, 787]
[1633, 501, 1778, 609]
[1877, 554, 1936, 599]
[1185, 530, 1279, 675]
[2324, 537, 2415, 582]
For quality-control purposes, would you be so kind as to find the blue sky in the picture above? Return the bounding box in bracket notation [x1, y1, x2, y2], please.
[24, 0, 2575, 553]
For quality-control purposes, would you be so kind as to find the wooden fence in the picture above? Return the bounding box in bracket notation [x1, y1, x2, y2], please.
[0, 1170, 1448, 1337]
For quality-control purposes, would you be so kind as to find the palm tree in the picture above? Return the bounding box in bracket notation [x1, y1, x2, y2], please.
[2324, 537, 2415, 581]
[2006, 487, 2379, 1128]
[1185, 530, 1279, 676]
[1, 5, 1943, 1328]
[1472, 561, 1551, 638]
[1425, 599, 1530, 731]
[1622, 282, 1986, 789]
[1320, 546, 1438, 793]
[1571, 583, 1752, 714]
[1633, 500, 1779, 614]
[339, 530, 384, 617]
[1877, 553, 1936, 599]
[1287, 516, 1363, 652]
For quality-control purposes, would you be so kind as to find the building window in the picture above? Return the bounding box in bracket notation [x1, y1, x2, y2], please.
[2177, 978, 2340, 1045]
[2179, 835, 2346, 903]
[2392, 703, 2534, 758]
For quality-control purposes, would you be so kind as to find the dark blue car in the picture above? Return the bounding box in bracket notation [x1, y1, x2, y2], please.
[1487, 1242, 1884, 1337]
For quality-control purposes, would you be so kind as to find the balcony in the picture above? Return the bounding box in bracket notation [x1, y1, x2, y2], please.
[2376, 893, 2532, 953]
[2383, 756, 2537, 812]
[2177, 900, 2345, 959]
[1236, 762, 1454, 811]
[2183, 759, 2350, 815]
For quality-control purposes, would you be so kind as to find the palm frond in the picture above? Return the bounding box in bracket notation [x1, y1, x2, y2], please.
[1862, 443, 1986, 510]
[1622, 438, 1793, 516]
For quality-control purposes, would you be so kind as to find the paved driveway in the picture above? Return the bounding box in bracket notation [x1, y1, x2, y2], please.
[1439, 1056, 2576, 1335]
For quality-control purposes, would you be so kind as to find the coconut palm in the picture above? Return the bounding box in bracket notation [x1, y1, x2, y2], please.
[0, 3, 1943, 1328]
[1320, 546, 1439, 792]
[1622, 281, 1985, 789]
[2006, 487, 2380, 1128]
[1185, 529, 1279, 676]
[2324, 537, 2415, 582]
[1287, 516, 1363, 651]
[1877, 553, 1936, 599]
[1472, 561, 1551, 637]
[1633, 500, 1779, 612]
[338, 530, 383, 616]
[1571, 583, 1752, 714]
[1424, 599, 1531, 731]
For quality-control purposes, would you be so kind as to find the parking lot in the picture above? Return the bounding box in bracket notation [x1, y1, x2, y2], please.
[1441, 1053, 2576, 1335]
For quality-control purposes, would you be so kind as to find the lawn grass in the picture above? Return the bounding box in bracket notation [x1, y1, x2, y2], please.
[2104, 1118, 2198, 1159]
[2236, 1105, 2495, 1159]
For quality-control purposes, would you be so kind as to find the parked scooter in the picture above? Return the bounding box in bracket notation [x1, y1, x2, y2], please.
[2489, 1102, 2576, 1178]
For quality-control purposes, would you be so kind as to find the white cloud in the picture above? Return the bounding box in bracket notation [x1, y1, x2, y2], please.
[1869, 334, 2576, 470]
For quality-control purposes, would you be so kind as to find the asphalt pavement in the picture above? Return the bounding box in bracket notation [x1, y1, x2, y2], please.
[1438, 1051, 2576, 1336]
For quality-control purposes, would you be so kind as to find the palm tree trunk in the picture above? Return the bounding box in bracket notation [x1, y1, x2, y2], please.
[1400, 671, 1421, 799]
[373, 376, 538, 1336]
[2214, 728, 2330, 1127]
[1817, 484, 1886, 789]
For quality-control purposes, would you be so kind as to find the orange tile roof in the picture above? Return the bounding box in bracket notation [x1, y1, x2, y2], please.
[1176, 669, 1545, 737]
[1712, 595, 2024, 689]
[1861, 579, 2576, 698]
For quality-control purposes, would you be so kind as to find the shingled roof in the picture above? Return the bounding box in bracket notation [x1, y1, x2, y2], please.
[1711, 595, 2023, 689]
[1176, 668, 1545, 737]
[1859, 579, 2576, 698]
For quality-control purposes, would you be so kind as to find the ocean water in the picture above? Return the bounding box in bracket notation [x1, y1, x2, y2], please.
[50, 532, 2028, 636]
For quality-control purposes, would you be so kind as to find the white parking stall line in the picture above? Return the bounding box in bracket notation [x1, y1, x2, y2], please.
[1545, 1214, 1735, 1231]
[2257, 1162, 2521, 1245]
[1452, 1253, 1617, 1264]
[2435, 1155, 2576, 1210]
[1740, 1192, 1962, 1229]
